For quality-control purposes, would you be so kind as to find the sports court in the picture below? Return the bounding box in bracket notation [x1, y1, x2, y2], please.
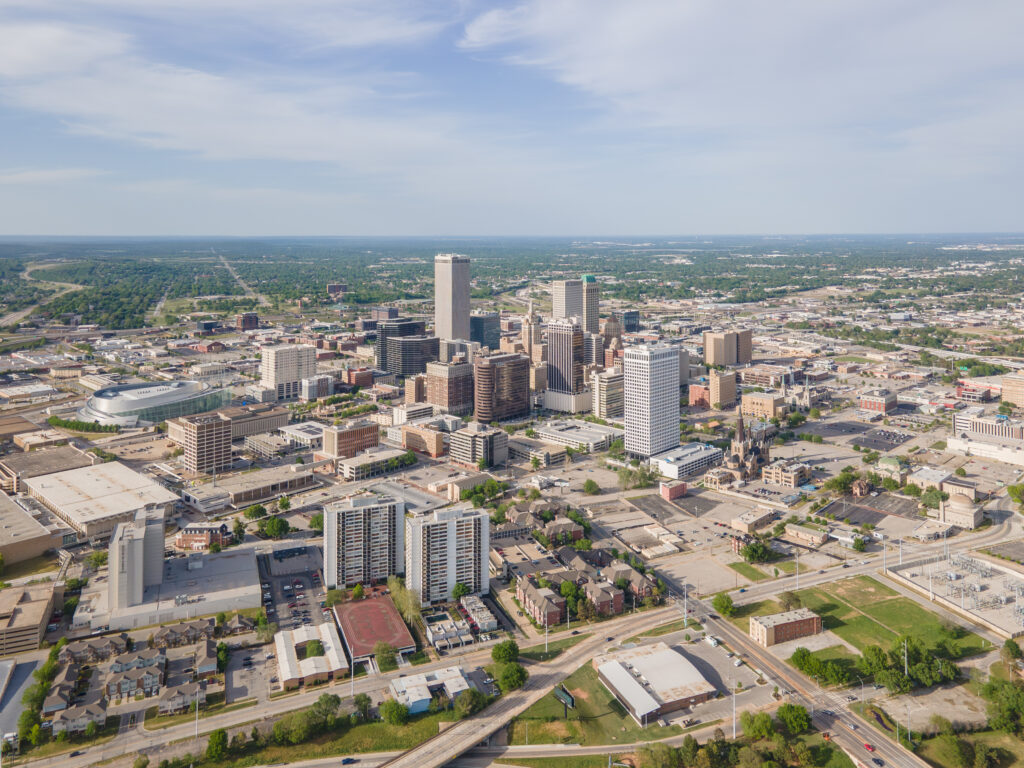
[333, 595, 416, 661]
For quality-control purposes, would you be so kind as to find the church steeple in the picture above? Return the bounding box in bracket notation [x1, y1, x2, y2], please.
[736, 405, 745, 443]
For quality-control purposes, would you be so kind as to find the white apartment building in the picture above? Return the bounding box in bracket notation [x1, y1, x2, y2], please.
[324, 494, 405, 589]
[406, 507, 489, 606]
[624, 345, 680, 459]
[434, 254, 471, 342]
[260, 344, 316, 401]
[109, 508, 165, 611]
[592, 368, 624, 420]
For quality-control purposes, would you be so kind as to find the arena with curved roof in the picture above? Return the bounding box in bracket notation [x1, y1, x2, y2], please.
[77, 381, 231, 427]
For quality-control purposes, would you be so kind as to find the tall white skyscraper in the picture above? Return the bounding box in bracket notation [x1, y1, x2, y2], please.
[551, 279, 583, 321]
[434, 253, 471, 341]
[624, 344, 680, 459]
[260, 344, 316, 401]
[405, 507, 489, 606]
[323, 494, 405, 589]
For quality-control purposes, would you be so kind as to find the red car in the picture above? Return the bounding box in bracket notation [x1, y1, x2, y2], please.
[864, 744, 875, 752]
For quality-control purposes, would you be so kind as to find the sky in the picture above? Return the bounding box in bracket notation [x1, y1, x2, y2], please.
[0, 0, 1022, 236]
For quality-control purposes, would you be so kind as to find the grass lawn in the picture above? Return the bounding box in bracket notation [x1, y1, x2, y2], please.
[798, 732, 857, 768]
[793, 644, 863, 682]
[144, 692, 256, 729]
[4, 554, 60, 581]
[509, 662, 681, 746]
[16, 716, 121, 762]
[520, 633, 591, 663]
[728, 561, 769, 582]
[626, 618, 700, 643]
[796, 576, 988, 659]
[917, 730, 1024, 768]
[776, 560, 809, 575]
[495, 758, 627, 768]
[726, 599, 782, 633]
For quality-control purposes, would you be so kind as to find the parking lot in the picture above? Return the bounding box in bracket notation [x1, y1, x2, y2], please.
[494, 537, 560, 580]
[851, 428, 914, 452]
[258, 549, 327, 635]
[798, 420, 872, 440]
[225, 646, 270, 703]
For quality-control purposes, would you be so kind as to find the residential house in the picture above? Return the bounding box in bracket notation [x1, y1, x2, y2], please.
[159, 682, 207, 715]
[42, 664, 80, 714]
[196, 639, 219, 679]
[52, 701, 107, 736]
[59, 634, 130, 664]
[222, 614, 255, 635]
[106, 666, 163, 699]
[110, 647, 165, 673]
[584, 581, 624, 617]
[516, 577, 565, 627]
[154, 619, 215, 648]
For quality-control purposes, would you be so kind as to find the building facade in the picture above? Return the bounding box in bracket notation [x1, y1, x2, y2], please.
[434, 253, 471, 342]
[406, 507, 489, 606]
[449, 422, 509, 468]
[474, 353, 530, 422]
[581, 275, 600, 334]
[424, 360, 474, 415]
[624, 345, 680, 459]
[324, 495, 405, 588]
[171, 413, 232, 475]
[592, 368, 624, 420]
[469, 312, 500, 351]
[551, 279, 583, 322]
[261, 344, 317, 401]
[750, 608, 822, 647]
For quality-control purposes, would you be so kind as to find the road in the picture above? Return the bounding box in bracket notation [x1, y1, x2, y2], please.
[220, 254, 268, 306]
[0, 263, 84, 326]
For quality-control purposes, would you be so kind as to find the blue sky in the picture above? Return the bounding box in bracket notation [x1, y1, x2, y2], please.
[0, 0, 1021, 235]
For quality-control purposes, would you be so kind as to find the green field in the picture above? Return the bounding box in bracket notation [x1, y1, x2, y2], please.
[728, 561, 769, 582]
[917, 730, 1024, 768]
[795, 576, 988, 659]
[509, 662, 682, 745]
[626, 617, 700, 642]
[495, 758, 624, 768]
[775, 560, 809, 575]
[520, 633, 591, 663]
[727, 598, 782, 633]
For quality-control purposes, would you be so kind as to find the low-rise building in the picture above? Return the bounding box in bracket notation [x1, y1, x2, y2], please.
[532, 420, 624, 452]
[761, 459, 812, 488]
[174, 522, 232, 551]
[859, 388, 897, 413]
[159, 682, 207, 715]
[750, 608, 822, 647]
[731, 508, 775, 534]
[784, 523, 829, 547]
[459, 595, 497, 632]
[650, 443, 723, 480]
[52, 701, 107, 736]
[402, 424, 446, 458]
[59, 634, 130, 664]
[516, 577, 565, 627]
[389, 667, 471, 714]
[508, 437, 566, 468]
[449, 422, 508, 468]
[0, 583, 57, 655]
[274, 623, 350, 689]
[336, 447, 413, 481]
[153, 619, 215, 648]
[741, 392, 786, 421]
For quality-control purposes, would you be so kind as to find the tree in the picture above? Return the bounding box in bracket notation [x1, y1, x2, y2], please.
[955, 466, 967, 477]
[352, 583, 365, 600]
[582, 478, 601, 495]
[258, 516, 290, 538]
[209, 542, 222, 553]
[206, 729, 229, 761]
[379, 699, 409, 726]
[492, 639, 519, 664]
[639, 743, 679, 768]
[232, 517, 246, 541]
[498, 662, 528, 692]
[216, 612, 227, 626]
[0, 552, 5, 576]
[477, 457, 488, 471]
[852, 536, 867, 552]
[374, 641, 397, 671]
[679, 734, 700, 767]
[244, 504, 267, 520]
[741, 710, 774, 740]
[310, 512, 324, 532]
[454, 687, 489, 718]
[739, 540, 774, 563]
[216, 641, 230, 672]
[325, 588, 346, 606]
[776, 703, 810, 735]
[87, 551, 108, 570]
[452, 582, 471, 601]
[277, 495, 291, 511]
[304, 639, 325, 658]
[1002, 639, 1022, 666]
[530, 456, 541, 470]
[84, 720, 98, 738]
[779, 591, 801, 611]
[712, 592, 735, 617]
[353, 692, 372, 720]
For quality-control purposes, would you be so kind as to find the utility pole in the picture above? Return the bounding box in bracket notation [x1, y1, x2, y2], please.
[899, 537, 903, 566]
[882, 534, 886, 571]
[796, 548, 800, 589]
[545, 617, 549, 654]
[904, 638, 908, 676]
[732, 680, 737, 739]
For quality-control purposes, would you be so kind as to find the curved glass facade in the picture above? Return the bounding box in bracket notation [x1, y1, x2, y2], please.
[78, 382, 232, 426]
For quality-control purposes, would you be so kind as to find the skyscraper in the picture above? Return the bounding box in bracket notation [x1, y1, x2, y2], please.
[624, 345, 680, 459]
[474, 353, 530, 422]
[546, 319, 585, 396]
[323, 494, 405, 589]
[469, 311, 500, 350]
[171, 413, 232, 475]
[376, 317, 425, 370]
[581, 275, 600, 334]
[385, 335, 439, 376]
[703, 330, 753, 366]
[109, 508, 164, 610]
[551, 279, 583, 321]
[261, 344, 317, 401]
[406, 507, 489, 606]
[592, 368, 624, 420]
[424, 360, 474, 415]
[434, 253, 471, 341]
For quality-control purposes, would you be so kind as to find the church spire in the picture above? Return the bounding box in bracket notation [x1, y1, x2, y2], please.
[736, 404, 745, 443]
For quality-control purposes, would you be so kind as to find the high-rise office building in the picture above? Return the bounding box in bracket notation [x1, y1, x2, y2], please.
[709, 369, 737, 409]
[474, 353, 530, 422]
[581, 275, 600, 334]
[405, 374, 426, 404]
[109, 508, 165, 610]
[371, 306, 399, 322]
[592, 369, 625, 420]
[323, 494, 405, 589]
[170, 413, 232, 475]
[619, 310, 640, 333]
[435, 253, 471, 341]
[385, 335, 439, 377]
[584, 332, 605, 366]
[406, 507, 489, 606]
[469, 312, 500, 351]
[551, 279, 583, 321]
[424, 360, 474, 416]
[261, 344, 317, 401]
[624, 345, 680, 459]
[545, 319, 590, 412]
[321, 420, 379, 460]
[449, 422, 508, 468]
[376, 317, 426, 370]
[235, 312, 259, 331]
[522, 300, 543, 361]
[438, 338, 480, 364]
[703, 330, 753, 366]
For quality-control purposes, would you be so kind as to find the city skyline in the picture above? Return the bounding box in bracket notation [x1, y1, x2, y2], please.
[0, 2, 1021, 235]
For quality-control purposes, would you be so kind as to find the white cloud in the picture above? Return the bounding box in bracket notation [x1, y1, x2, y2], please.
[0, 167, 106, 184]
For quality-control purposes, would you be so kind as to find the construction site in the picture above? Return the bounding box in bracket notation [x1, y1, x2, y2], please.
[888, 551, 1024, 638]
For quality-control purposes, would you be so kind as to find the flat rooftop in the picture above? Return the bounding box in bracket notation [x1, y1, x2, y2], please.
[0, 494, 59, 549]
[750, 608, 819, 628]
[209, 464, 314, 493]
[338, 447, 407, 468]
[595, 641, 715, 711]
[0, 415, 37, 440]
[24, 462, 177, 525]
[334, 595, 415, 660]
[0, 445, 95, 479]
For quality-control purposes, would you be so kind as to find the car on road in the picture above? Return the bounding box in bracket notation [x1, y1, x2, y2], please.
[606, 636, 614, 642]
[571, 630, 579, 635]
[341, 758, 358, 765]
[863, 743, 875, 752]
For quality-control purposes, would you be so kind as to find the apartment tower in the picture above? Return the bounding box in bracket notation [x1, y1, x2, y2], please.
[405, 507, 489, 606]
[261, 344, 317, 401]
[174, 413, 231, 475]
[323, 495, 405, 589]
